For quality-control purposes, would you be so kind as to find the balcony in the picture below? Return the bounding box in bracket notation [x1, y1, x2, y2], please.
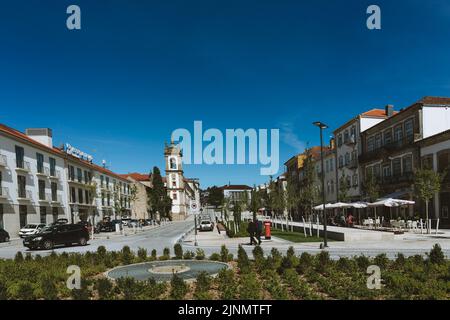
[49, 170, 61, 180]
[38, 192, 52, 203]
[381, 172, 414, 185]
[347, 159, 358, 169]
[15, 160, 31, 173]
[344, 135, 356, 146]
[0, 154, 7, 167]
[51, 194, 63, 205]
[36, 167, 50, 177]
[0, 187, 10, 200]
[17, 189, 33, 201]
[68, 176, 87, 186]
[359, 135, 415, 163]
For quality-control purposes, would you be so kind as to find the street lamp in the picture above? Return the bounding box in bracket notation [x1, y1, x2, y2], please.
[194, 208, 203, 246]
[313, 121, 329, 248]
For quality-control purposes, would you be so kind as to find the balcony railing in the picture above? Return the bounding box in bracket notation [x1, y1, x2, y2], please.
[0, 154, 7, 167]
[0, 186, 9, 199]
[38, 192, 52, 202]
[17, 189, 32, 200]
[36, 167, 50, 177]
[15, 160, 31, 172]
[51, 194, 63, 204]
[49, 169, 61, 180]
[360, 135, 415, 163]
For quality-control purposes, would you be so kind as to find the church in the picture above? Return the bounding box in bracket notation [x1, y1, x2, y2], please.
[164, 141, 200, 220]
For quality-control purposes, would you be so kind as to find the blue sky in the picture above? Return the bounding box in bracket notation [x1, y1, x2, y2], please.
[1, 0, 450, 188]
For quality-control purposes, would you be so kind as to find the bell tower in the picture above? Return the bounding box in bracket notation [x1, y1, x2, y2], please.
[164, 140, 186, 220]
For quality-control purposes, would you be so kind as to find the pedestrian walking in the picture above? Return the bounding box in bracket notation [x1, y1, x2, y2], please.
[255, 218, 262, 245]
[246, 219, 256, 245]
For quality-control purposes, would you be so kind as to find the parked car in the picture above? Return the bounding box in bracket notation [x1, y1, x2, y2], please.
[97, 221, 116, 232]
[128, 219, 138, 228]
[19, 223, 46, 238]
[50, 218, 69, 226]
[23, 224, 90, 250]
[199, 220, 214, 231]
[0, 228, 10, 242]
[76, 221, 93, 234]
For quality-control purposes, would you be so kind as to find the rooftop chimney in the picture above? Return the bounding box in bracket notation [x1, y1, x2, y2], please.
[25, 128, 53, 148]
[385, 105, 394, 117]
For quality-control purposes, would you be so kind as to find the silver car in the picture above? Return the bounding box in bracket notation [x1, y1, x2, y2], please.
[19, 223, 46, 238]
[199, 220, 213, 231]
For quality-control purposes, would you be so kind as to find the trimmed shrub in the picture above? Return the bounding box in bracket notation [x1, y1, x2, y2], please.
[217, 268, 238, 299]
[159, 247, 171, 260]
[121, 246, 134, 265]
[209, 253, 220, 261]
[174, 243, 183, 259]
[428, 244, 445, 265]
[7, 280, 34, 300]
[220, 245, 230, 262]
[237, 245, 250, 273]
[95, 278, 114, 300]
[137, 248, 148, 262]
[183, 250, 195, 260]
[195, 249, 205, 260]
[151, 249, 157, 260]
[194, 271, 212, 299]
[14, 252, 24, 263]
[39, 274, 58, 300]
[374, 253, 389, 269]
[170, 273, 188, 299]
[71, 279, 92, 300]
[239, 272, 261, 299]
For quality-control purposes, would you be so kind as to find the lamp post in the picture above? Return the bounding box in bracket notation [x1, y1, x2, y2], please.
[313, 121, 328, 248]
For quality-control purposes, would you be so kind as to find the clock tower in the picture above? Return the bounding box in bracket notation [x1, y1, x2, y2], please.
[164, 141, 187, 220]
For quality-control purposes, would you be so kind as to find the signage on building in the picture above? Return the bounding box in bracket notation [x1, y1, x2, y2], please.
[64, 143, 93, 162]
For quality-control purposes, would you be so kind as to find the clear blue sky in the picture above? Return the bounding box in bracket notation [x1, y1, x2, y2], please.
[1, 0, 450, 188]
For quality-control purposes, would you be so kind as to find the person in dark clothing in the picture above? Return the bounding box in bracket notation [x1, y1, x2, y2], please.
[246, 219, 256, 245]
[255, 219, 262, 245]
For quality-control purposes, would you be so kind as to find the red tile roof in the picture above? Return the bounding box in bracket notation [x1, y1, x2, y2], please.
[419, 96, 450, 105]
[361, 108, 397, 117]
[220, 184, 253, 190]
[119, 173, 150, 181]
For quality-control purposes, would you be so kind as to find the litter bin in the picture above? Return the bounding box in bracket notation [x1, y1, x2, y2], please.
[264, 220, 271, 240]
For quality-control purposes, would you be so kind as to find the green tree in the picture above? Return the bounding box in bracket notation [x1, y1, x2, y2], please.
[148, 167, 173, 221]
[299, 149, 319, 219]
[338, 171, 350, 202]
[249, 185, 261, 221]
[286, 174, 300, 220]
[207, 186, 224, 209]
[414, 168, 444, 234]
[362, 171, 380, 202]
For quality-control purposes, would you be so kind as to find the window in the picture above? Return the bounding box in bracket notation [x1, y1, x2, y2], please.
[404, 119, 414, 139]
[77, 168, 82, 182]
[100, 175, 104, 187]
[172, 181, 177, 187]
[350, 126, 356, 140]
[384, 129, 392, 145]
[172, 192, 178, 200]
[344, 130, 349, 143]
[78, 189, 83, 204]
[19, 205, 27, 228]
[69, 165, 75, 181]
[403, 155, 413, 173]
[51, 182, 57, 201]
[373, 164, 381, 178]
[40, 206, 46, 224]
[85, 190, 89, 204]
[337, 134, 343, 147]
[38, 180, 45, 200]
[437, 150, 450, 181]
[49, 157, 56, 176]
[345, 153, 350, 165]
[346, 176, 351, 188]
[106, 177, 110, 189]
[84, 170, 89, 184]
[107, 193, 110, 206]
[71, 187, 76, 203]
[422, 155, 434, 170]
[352, 174, 358, 187]
[338, 156, 343, 168]
[18, 175, 26, 198]
[394, 125, 403, 142]
[36, 153, 44, 173]
[367, 136, 375, 152]
[383, 164, 391, 178]
[393, 158, 401, 176]
[170, 158, 177, 169]
[375, 134, 382, 149]
[15, 146, 24, 168]
[330, 158, 334, 171]
[101, 192, 105, 206]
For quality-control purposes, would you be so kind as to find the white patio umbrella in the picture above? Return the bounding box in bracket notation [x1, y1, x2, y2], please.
[350, 202, 369, 226]
[368, 198, 416, 227]
[313, 203, 334, 211]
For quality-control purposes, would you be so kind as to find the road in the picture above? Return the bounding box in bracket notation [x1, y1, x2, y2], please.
[0, 219, 194, 259]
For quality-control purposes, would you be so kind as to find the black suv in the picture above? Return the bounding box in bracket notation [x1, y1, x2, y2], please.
[23, 224, 89, 250]
[0, 228, 10, 242]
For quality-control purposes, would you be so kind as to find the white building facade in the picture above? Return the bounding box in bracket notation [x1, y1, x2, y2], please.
[0, 124, 131, 236]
